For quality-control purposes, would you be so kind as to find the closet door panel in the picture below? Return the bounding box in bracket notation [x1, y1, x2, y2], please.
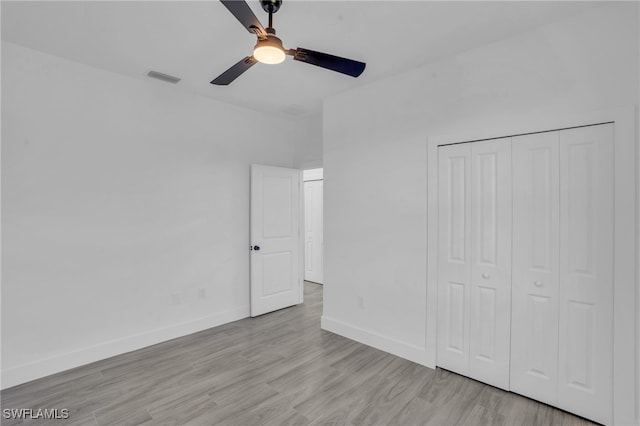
[468, 138, 512, 390]
[558, 124, 613, 425]
[437, 144, 472, 375]
[510, 132, 560, 405]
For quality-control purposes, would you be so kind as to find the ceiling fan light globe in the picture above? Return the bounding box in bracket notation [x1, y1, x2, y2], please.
[253, 35, 286, 64]
[254, 45, 285, 64]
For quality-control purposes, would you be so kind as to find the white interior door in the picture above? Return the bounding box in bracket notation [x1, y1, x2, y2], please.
[557, 124, 613, 425]
[250, 164, 302, 317]
[437, 143, 472, 376]
[304, 179, 323, 284]
[468, 138, 512, 390]
[437, 140, 512, 389]
[511, 131, 560, 405]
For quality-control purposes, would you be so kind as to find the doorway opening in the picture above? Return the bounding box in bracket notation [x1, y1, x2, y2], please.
[303, 168, 323, 284]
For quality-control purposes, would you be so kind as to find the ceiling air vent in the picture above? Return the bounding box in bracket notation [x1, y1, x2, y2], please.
[146, 70, 181, 84]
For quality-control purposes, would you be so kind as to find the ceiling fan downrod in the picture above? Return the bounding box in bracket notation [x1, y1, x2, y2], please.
[260, 0, 281, 30]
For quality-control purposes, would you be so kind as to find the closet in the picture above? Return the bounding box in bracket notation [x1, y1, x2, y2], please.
[436, 123, 613, 425]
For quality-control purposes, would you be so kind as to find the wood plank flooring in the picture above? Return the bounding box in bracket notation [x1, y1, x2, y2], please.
[1, 282, 596, 425]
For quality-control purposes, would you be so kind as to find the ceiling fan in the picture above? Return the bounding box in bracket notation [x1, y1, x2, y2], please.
[211, 0, 366, 85]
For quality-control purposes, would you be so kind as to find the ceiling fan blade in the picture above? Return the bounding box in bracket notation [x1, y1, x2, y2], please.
[292, 48, 366, 77]
[210, 56, 258, 85]
[220, 0, 266, 37]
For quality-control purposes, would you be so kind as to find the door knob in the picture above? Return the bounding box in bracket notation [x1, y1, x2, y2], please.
[253, 245, 260, 251]
[534, 281, 543, 287]
[482, 273, 490, 279]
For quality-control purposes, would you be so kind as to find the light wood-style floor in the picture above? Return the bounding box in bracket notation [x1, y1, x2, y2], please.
[1, 282, 596, 426]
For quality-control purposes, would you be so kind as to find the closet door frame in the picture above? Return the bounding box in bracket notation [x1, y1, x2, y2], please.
[426, 106, 637, 426]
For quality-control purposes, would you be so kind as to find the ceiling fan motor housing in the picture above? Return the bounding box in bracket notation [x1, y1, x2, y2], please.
[253, 33, 286, 64]
[254, 34, 284, 52]
[260, 0, 282, 14]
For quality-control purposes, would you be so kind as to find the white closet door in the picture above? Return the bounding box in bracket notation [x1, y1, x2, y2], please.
[558, 124, 613, 425]
[511, 131, 560, 405]
[468, 138, 512, 390]
[437, 143, 472, 375]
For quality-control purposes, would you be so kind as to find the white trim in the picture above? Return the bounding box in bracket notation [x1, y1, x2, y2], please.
[1, 305, 249, 390]
[303, 168, 323, 182]
[636, 103, 640, 426]
[427, 105, 637, 426]
[321, 315, 430, 367]
[299, 169, 305, 303]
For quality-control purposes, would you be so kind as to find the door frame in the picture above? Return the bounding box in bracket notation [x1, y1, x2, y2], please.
[426, 106, 637, 425]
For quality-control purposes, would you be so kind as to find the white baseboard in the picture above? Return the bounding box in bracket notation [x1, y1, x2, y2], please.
[1, 306, 250, 390]
[321, 315, 433, 368]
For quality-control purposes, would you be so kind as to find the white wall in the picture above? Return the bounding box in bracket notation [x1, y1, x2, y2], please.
[292, 112, 323, 170]
[1, 41, 298, 388]
[322, 0, 638, 401]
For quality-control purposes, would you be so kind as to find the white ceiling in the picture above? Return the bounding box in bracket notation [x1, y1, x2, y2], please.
[1, 1, 598, 118]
